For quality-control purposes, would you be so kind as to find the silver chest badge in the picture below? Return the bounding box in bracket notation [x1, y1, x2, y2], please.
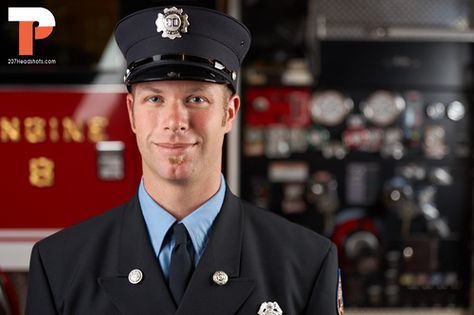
[258, 301, 283, 315]
[156, 7, 190, 40]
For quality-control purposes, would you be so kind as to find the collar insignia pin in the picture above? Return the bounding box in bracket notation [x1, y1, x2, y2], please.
[156, 7, 190, 40]
[258, 301, 283, 315]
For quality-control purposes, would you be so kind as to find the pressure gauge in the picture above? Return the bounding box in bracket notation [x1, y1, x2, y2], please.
[310, 90, 353, 126]
[426, 102, 445, 120]
[252, 96, 270, 112]
[361, 91, 406, 127]
[446, 101, 465, 121]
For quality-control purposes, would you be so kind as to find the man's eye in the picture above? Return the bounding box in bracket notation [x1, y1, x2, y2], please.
[188, 96, 207, 104]
[146, 96, 161, 103]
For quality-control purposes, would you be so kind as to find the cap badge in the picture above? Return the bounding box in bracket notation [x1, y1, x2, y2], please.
[258, 301, 283, 315]
[156, 7, 190, 40]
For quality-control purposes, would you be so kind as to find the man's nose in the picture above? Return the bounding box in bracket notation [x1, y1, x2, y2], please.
[163, 102, 188, 132]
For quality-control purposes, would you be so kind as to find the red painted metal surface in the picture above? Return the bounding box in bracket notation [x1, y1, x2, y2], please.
[0, 88, 141, 229]
[245, 87, 311, 127]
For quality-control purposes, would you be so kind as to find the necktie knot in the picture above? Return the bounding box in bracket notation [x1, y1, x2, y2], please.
[173, 223, 189, 245]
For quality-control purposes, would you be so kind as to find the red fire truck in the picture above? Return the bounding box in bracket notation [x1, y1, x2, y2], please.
[0, 85, 141, 267]
[1, 4, 142, 312]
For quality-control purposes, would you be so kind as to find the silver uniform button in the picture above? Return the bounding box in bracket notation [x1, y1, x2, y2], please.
[128, 268, 143, 284]
[212, 271, 228, 285]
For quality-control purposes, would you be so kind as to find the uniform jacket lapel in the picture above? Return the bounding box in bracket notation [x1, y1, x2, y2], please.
[98, 196, 177, 314]
[176, 190, 255, 315]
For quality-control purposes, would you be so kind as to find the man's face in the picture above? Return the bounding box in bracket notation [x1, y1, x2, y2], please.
[127, 80, 240, 185]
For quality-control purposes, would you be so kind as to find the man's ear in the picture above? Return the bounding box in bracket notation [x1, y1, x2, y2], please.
[224, 94, 240, 133]
[126, 93, 136, 133]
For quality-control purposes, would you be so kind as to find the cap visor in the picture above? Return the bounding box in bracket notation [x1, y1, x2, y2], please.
[127, 62, 231, 87]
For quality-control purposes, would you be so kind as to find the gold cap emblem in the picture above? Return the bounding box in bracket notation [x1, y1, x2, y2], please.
[156, 7, 190, 40]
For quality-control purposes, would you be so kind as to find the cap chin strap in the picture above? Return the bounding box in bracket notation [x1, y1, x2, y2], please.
[124, 54, 237, 83]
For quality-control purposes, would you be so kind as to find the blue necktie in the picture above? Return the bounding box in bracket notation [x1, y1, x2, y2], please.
[168, 223, 194, 305]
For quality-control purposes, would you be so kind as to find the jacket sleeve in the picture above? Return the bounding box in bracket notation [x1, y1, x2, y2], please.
[25, 243, 59, 315]
[304, 243, 342, 315]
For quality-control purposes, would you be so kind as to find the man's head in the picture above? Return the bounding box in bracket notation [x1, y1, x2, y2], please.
[114, 6, 250, 185]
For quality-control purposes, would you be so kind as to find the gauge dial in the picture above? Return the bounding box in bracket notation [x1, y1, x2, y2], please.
[426, 102, 445, 120]
[362, 91, 406, 127]
[252, 96, 270, 112]
[310, 90, 353, 126]
[446, 101, 465, 121]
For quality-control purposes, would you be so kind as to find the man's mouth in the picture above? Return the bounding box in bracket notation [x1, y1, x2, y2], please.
[156, 142, 196, 154]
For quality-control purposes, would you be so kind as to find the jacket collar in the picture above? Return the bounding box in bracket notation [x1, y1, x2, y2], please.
[99, 189, 255, 315]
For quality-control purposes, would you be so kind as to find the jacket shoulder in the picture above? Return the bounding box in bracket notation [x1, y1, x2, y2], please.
[28, 199, 137, 312]
[34, 197, 137, 267]
[40, 200, 130, 246]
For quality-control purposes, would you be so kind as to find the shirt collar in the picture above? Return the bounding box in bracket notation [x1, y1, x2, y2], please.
[138, 175, 226, 258]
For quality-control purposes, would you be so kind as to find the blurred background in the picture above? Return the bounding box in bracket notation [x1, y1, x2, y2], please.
[1, 0, 473, 314]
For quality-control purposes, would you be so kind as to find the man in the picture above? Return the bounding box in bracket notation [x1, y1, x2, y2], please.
[26, 5, 343, 315]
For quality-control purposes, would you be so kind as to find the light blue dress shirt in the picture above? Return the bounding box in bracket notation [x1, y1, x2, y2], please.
[138, 174, 226, 280]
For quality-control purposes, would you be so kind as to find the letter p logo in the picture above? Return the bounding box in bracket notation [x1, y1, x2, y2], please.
[8, 7, 55, 56]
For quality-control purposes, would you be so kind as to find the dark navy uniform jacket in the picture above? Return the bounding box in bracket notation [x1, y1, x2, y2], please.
[26, 189, 339, 314]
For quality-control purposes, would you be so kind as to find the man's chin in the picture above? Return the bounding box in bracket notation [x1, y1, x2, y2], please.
[161, 163, 195, 183]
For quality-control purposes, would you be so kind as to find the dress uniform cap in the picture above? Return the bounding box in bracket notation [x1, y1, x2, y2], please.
[115, 6, 251, 92]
